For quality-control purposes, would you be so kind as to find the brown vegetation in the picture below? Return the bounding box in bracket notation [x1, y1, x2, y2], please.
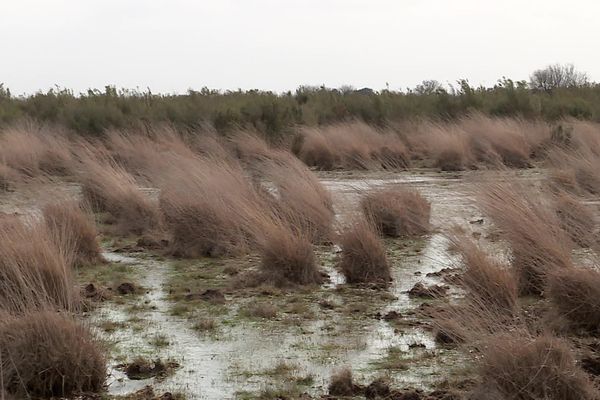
[554, 192, 596, 247]
[479, 182, 573, 296]
[0, 311, 106, 398]
[0, 218, 77, 313]
[547, 268, 600, 333]
[42, 201, 105, 267]
[361, 187, 431, 237]
[0, 163, 18, 191]
[452, 239, 518, 316]
[104, 125, 201, 183]
[257, 222, 322, 287]
[478, 335, 598, 400]
[328, 368, 356, 397]
[337, 218, 391, 286]
[159, 155, 262, 257]
[78, 146, 160, 236]
[230, 133, 334, 243]
[294, 121, 409, 170]
[0, 122, 73, 178]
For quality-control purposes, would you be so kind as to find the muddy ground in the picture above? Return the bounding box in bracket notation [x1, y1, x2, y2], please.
[0, 168, 557, 399]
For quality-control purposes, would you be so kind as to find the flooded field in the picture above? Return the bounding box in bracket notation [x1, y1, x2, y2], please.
[61, 169, 540, 399]
[5, 166, 597, 399]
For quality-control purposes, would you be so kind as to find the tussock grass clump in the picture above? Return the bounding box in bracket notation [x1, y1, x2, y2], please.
[460, 114, 538, 168]
[295, 122, 409, 170]
[479, 182, 573, 296]
[43, 201, 105, 267]
[547, 268, 600, 333]
[361, 187, 430, 238]
[433, 135, 471, 171]
[0, 123, 72, 177]
[231, 132, 334, 241]
[0, 311, 106, 398]
[256, 221, 322, 287]
[478, 335, 598, 400]
[337, 218, 391, 286]
[328, 368, 356, 397]
[554, 192, 596, 247]
[550, 148, 600, 195]
[0, 218, 77, 313]
[548, 168, 580, 194]
[105, 125, 200, 182]
[574, 155, 600, 195]
[407, 121, 473, 171]
[159, 155, 263, 257]
[78, 148, 160, 236]
[452, 239, 518, 316]
[259, 151, 334, 243]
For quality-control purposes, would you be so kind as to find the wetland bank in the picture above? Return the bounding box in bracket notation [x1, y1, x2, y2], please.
[1, 116, 600, 400]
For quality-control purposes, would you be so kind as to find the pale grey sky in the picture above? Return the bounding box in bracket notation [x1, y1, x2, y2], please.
[1, 0, 597, 94]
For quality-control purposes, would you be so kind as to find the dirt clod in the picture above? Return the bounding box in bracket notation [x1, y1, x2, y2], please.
[185, 289, 226, 304]
[121, 358, 180, 380]
[408, 282, 448, 299]
[365, 379, 391, 399]
[117, 282, 136, 295]
[382, 310, 403, 321]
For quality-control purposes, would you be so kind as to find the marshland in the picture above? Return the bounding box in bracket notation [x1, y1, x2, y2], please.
[2, 83, 600, 399]
[2, 1, 600, 396]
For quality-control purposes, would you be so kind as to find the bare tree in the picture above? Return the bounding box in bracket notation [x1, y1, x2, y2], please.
[414, 80, 444, 95]
[530, 64, 589, 92]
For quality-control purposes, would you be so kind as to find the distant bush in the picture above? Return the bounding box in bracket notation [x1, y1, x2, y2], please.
[1, 70, 600, 137]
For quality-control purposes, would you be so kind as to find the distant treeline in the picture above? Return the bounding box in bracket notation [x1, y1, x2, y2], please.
[1, 65, 599, 136]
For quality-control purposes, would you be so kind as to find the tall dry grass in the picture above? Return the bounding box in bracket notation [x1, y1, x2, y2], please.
[478, 181, 573, 295]
[361, 187, 430, 238]
[451, 238, 518, 316]
[547, 145, 600, 196]
[187, 132, 333, 244]
[258, 151, 334, 243]
[104, 125, 203, 183]
[459, 114, 546, 167]
[337, 218, 391, 286]
[0, 163, 18, 191]
[0, 122, 73, 178]
[294, 121, 409, 170]
[0, 311, 106, 398]
[0, 217, 78, 314]
[547, 268, 600, 333]
[434, 238, 520, 347]
[159, 154, 264, 257]
[77, 144, 160, 236]
[42, 201, 105, 267]
[255, 219, 322, 287]
[477, 335, 598, 400]
[553, 192, 596, 247]
[158, 145, 329, 286]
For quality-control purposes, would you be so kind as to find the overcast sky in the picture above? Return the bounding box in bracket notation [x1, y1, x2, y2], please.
[1, 0, 597, 95]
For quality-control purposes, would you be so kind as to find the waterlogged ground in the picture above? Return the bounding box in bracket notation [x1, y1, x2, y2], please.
[0, 169, 548, 399]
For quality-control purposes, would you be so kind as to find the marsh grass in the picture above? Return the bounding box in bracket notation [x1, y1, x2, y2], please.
[0, 311, 106, 398]
[361, 187, 431, 238]
[337, 218, 391, 287]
